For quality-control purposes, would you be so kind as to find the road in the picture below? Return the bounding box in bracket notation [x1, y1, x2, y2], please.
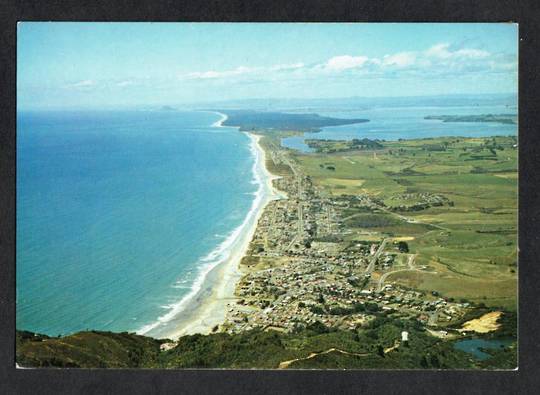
[376, 254, 417, 292]
[365, 238, 387, 275]
[341, 201, 449, 232]
[378, 205, 450, 231]
[282, 152, 305, 250]
[286, 197, 304, 251]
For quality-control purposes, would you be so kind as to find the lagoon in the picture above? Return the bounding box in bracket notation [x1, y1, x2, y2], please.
[282, 103, 517, 152]
[453, 338, 514, 360]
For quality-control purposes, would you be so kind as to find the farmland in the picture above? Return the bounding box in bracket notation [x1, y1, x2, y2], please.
[291, 135, 518, 310]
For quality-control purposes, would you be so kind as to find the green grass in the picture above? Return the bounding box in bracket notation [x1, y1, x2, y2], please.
[345, 212, 402, 228]
[292, 136, 518, 310]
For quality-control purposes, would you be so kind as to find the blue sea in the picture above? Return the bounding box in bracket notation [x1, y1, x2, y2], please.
[282, 103, 518, 152]
[16, 110, 256, 336]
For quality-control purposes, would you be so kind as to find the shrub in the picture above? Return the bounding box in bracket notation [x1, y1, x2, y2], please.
[397, 241, 409, 253]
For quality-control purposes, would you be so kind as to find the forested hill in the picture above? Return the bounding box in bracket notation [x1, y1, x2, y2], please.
[15, 314, 516, 369]
[219, 110, 368, 132]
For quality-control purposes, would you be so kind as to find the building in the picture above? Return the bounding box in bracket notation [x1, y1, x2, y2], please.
[401, 331, 409, 344]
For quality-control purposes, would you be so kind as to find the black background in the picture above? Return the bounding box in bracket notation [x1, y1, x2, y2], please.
[1, 1, 539, 394]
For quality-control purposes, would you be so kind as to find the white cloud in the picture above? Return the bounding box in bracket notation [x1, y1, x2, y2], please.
[116, 80, 135, 87]
[66, 79, 95, 88]
[323, 55, 369, 71]
[454, 48, 490, 59]
[425, 43, 453, 59]
[425, 43, 490, 60]
[184, 66, 257, 80]
[270, 62, 305, 71]
[382, 52, 416, 67]
[181, 62, 306, 81]
[175, 42, 512, 85]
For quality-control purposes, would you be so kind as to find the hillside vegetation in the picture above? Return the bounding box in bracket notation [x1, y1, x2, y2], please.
[16, 330, 164, 368]
[18, 314, 516, 369]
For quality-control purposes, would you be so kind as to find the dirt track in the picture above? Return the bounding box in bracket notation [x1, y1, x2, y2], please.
[278, 348, 370, 369]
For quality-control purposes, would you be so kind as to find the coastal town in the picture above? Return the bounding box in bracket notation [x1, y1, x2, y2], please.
[221, 135, 472, 335]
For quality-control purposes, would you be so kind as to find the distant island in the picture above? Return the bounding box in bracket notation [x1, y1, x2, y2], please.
[424, 114, 517, 125]
[219, 110, 369, 132]
[160, 105, 178, 111]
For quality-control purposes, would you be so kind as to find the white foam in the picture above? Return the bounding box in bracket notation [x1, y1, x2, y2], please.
[136, 131, 267, 336]
[211, 112, 228, 127]
[171, 285, 190, 289]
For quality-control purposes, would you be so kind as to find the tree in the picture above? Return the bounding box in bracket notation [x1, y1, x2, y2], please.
[365, 302, 380, 312]
[310, 305, 325, 315]
[353, 303, 365, 312]
[377, 345, 385, 358]
[397, 241, 409, 253]
[307, 321, 329, 334]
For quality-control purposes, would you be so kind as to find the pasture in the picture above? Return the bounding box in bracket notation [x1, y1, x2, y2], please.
[291, 136, 518, 310]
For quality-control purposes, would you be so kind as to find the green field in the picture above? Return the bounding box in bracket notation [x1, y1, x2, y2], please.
[291, 136, 518, 310]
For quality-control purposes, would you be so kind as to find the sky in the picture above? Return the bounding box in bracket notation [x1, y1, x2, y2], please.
[17, 23, 518, 110]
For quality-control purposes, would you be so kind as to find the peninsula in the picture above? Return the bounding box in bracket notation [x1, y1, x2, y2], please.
[219, 110, 369, 132]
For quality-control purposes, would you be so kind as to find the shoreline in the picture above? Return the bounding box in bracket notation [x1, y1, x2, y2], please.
[211, 111, 228, 127]
[145, 130, 281, 340]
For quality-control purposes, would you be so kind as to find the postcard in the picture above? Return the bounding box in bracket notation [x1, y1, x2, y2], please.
[16, 22, 517, 369]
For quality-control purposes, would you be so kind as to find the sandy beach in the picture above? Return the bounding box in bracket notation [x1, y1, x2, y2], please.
[145, 132, 281, 340]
